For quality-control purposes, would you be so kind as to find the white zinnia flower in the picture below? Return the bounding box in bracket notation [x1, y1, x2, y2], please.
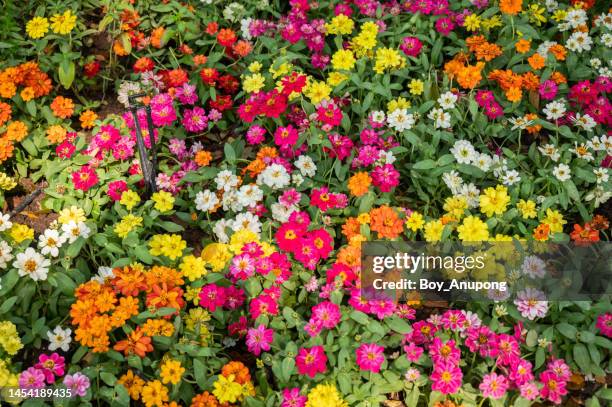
[13, 248, 50, 281]
[0, 240, 13, 269]
[0, 212, 12, 232]
[295, 155, 317, 177]
[38, 229, 66, 258]
[552, 163, 571, 182]
[437, 91, 458, 110]
[47, 326, 72, 352]
[450, 140, 476, 164]
[61, 221, 91, 244]
[387, 108, 415, 131]
[257, 164, 291, 189]
[195, 190, 219, 212]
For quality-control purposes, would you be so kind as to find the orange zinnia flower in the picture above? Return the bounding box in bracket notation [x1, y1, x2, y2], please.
[193, 54, 208, 66]
[151, 27, 166, 48]
[336, 245, 361, 268]
[46, 125, 67, 144]
[20, 87, 35, 101]
[533, 223, 550, 241]
[456, 63, 484, 89]
[79, 109, 98, 128]
[195, 150, 212, 166]
[527, 53, 545, 70]
[500, 0, 522, 15]
[549, 44, 566, 61]
[341, 217, 361, 240]
[0, 102, 11, 126]
[515, 39, 531, 53]
[113, 267, 147, 296]
[348, 172, 372, 197]
[370, 205, 404, 239]
[570, 223, 599, 244]
[0, 137, 15, 163]
[466, 35, 487, 53]
[551, 71, 566, 84]
[191, 392, 220, 407]
[50, 96, 75, 118]
[475, 43, 502, 62]
[5, 120, 28, 142]
[505, 87, 522, 102]
[233, 40, 253, 57]
[221, 361, 251, 384]
[114, 329, 153, 357]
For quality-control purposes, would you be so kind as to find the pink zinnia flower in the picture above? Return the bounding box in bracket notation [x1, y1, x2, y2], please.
[199, 284, 226, 312]
[246, 125, 266, 144]
[310, 301, 341, 329]
[182, 107, 208, 133]
[400, 36, 423, 57]
[509, 358, 534, 386]
[404, 342, 423, 362]
[274, 125, 299, 147]
[539, 79, 558, 100]
[281, 387, 307, 407]
[466, 326, 498, 358]
[176, 83, 198, 105]
[296, 346, 327, 378]
[229, 253, 256, 281]
[371, 164, 400, 192]
[519, 382, 539, 400]
[441, 309, 467, 330]
[431, 362, 463, 394]
[495, 334, 520, 366]
[246, 324, 274, 356]
[514, 288, 549, 320]
[249, 294, 279, 320]
[596, 312, 612, 338]
[19, 367, 46, 389]
[35, 353, 65, 383]
[151, 102, 177, 127]
[71, 166, 98, 191]
[479, 372, 509, 399]
[430, 338, 461, 365]
[107, 180, 128, 201]
[368, 298, 396, 320]
[63, 372, 90, 397]
[356, 343, 385, 373]
[547, 358, 571, 382]
[539, 371, 568, 405]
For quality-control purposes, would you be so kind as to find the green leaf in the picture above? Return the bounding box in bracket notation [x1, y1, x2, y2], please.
[100, 372, 117, 386]
[350, 311, 369, 325]
[193, 359, 206, 387]
[0, 296, 18, 314]
[58, 60, 75, 89]
[412, 159, 436, 170]
[556, 322, 577, 339]
[280, 357, 295, 383]
[573, 343, 591, 373]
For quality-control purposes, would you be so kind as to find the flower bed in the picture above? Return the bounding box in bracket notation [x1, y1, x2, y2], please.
[0, 1, 611, 406]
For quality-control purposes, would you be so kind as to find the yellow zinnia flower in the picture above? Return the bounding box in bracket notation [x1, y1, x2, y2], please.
[26, 16, 49, 39]
[50, 10, 77, 35]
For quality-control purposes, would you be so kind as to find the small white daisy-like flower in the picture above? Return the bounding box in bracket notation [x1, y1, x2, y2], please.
[552, 163, 571, 182]
[13, 247, 50, 281]
[538, 143, 560, 162]
[387, 108, 416, 131]
[450, 140, 477, 164]
[195, 190, 219, 212]
[47, 326, 72, 352]
[437, 91, 458, 110]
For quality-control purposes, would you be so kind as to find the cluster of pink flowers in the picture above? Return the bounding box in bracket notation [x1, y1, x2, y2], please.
[310, 187, 347, 212]
[304, 300, 341, 336]
[198, 283, 245, 312]
[150, 93, 177, 127]
[350, 126, 401, 192]
[395, 309, 573, 404]
[568, 77, 612, 127]
[238, 88, 291, 123]
[274, 211, 333, 270]
[475, 90, 504, 120]
[19, 353, 64, 388]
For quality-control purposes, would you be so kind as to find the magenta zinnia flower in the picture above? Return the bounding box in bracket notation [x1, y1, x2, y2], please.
[355, 343, 385, 373]
[35, 353, 65, 383]
[480, 372, 509, 399]
[431, 362, 463, 394]
[296, 345, 327, 378]
[281, 387, 306, 407]
[246, 324, 274, 356]
[182, 106, 208, 133]
[596, 312, 612, 338]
